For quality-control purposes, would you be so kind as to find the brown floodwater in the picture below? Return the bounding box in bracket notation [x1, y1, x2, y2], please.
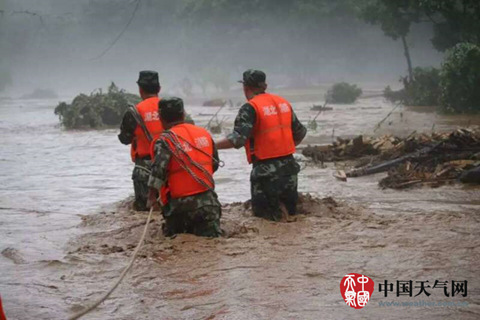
[1, 89, 479, 319]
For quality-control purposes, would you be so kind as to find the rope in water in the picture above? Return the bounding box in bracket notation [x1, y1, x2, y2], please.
[68, 207, 154, 320]
[69, 130, 219, 319]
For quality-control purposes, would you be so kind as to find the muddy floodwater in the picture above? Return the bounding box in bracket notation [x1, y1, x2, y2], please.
[1, 88, 480, 319]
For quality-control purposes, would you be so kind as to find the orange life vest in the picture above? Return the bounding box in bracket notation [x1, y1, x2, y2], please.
[130, 97, 164, 161]
[244, 93, 295, 163]
[161, 123, 214, 199]
[0, 296, 6, 320]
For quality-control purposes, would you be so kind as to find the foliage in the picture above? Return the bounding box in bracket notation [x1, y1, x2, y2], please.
[439, 42, 480, 114]
[54, 82, 140, 129]
[384, 67, 441, 106]
[420, 0, 480, 52]
[361, 0, 421, 80]
[361, 0, 480, 52]
[361, 0, 420, 41]
[327, 82, 362, 104]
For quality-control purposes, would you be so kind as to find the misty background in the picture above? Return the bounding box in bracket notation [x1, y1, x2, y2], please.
[0, 0, 443, 98]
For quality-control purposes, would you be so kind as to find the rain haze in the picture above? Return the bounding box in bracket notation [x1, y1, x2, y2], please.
[1, 0, 443, 97]
[0, 1, 479, 320]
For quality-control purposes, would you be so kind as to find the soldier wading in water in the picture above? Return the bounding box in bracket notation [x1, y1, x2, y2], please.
[148, 97, 222, 237]
[118, 71, 164, 211]
[216, 70, 307, 221]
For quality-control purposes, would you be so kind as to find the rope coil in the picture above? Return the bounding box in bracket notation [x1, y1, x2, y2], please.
[160, 131, 220, 192]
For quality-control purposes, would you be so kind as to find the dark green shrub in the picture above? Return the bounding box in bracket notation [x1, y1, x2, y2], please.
[440, 43, 480, 114]
[384, 67, 441, 106]
[327, 82, 362, 104]
[54, 82, 141, 129]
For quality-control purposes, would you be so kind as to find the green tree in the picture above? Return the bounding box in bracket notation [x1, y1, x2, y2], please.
[440, 43, 480, 113]
[361, 0, 421, 82]
[420, 0, 480, 52]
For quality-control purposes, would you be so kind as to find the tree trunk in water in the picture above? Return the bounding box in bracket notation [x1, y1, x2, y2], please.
[401, 35, 414, 82]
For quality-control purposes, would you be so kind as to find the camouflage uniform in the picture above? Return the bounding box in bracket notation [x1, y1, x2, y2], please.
[148, 129, 222, 237]
[118, 71, 195, 211]
[131, 157, 152, 211]
[118, 107, 153, 211]
[118, 71, 161, 211]
[227, 100, 307, 221]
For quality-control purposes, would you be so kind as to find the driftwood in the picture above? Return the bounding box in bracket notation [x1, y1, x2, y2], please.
[346, 142, 442, 177]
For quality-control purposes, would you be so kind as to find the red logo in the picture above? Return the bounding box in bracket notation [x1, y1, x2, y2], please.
[340, 273, 374, 309]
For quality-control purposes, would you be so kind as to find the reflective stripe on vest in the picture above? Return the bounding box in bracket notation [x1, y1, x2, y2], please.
[164, 123, 214, 198]
[130, 97, 164, 161]
[244, 93, 296, 163]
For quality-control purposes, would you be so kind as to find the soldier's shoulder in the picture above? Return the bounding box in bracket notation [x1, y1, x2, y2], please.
[238, 103, 256, 117]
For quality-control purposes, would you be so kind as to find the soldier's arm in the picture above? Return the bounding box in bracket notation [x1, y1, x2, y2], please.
[216, 103, 256, 149]
[291, 109, 307, 146]
[147, 139, 171, 190]
[212, 139, 220, 172]
[118, 110, 137, 145]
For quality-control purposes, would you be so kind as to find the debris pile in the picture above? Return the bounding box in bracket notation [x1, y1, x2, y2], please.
[303, 128, 480, 188]
[302, 134, 395, 163]
[378, 129, 480, 188]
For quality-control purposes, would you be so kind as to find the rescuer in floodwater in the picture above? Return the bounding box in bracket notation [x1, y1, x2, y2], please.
[147, 97, 222, 237]
[118, 71, 164, 211]
[216, 70, 307, 221]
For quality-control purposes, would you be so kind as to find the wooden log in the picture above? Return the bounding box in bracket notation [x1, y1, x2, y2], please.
[346, 141, 442, 177]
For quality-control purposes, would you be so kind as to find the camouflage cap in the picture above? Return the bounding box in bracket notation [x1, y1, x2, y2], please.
[159, 96, 184, 120]
[137, 70, 160, 87]
[238, 69, 266, 87]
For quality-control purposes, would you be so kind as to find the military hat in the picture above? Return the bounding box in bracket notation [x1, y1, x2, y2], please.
[238, 69, 266, 87]
[159, 96, 184, 119]
[137, 70, 160, 87]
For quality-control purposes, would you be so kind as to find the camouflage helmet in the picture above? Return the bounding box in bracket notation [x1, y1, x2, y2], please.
[238, 69, 266, 88]
[137, 70, 160, 87]
[159, 96, 184, 122]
